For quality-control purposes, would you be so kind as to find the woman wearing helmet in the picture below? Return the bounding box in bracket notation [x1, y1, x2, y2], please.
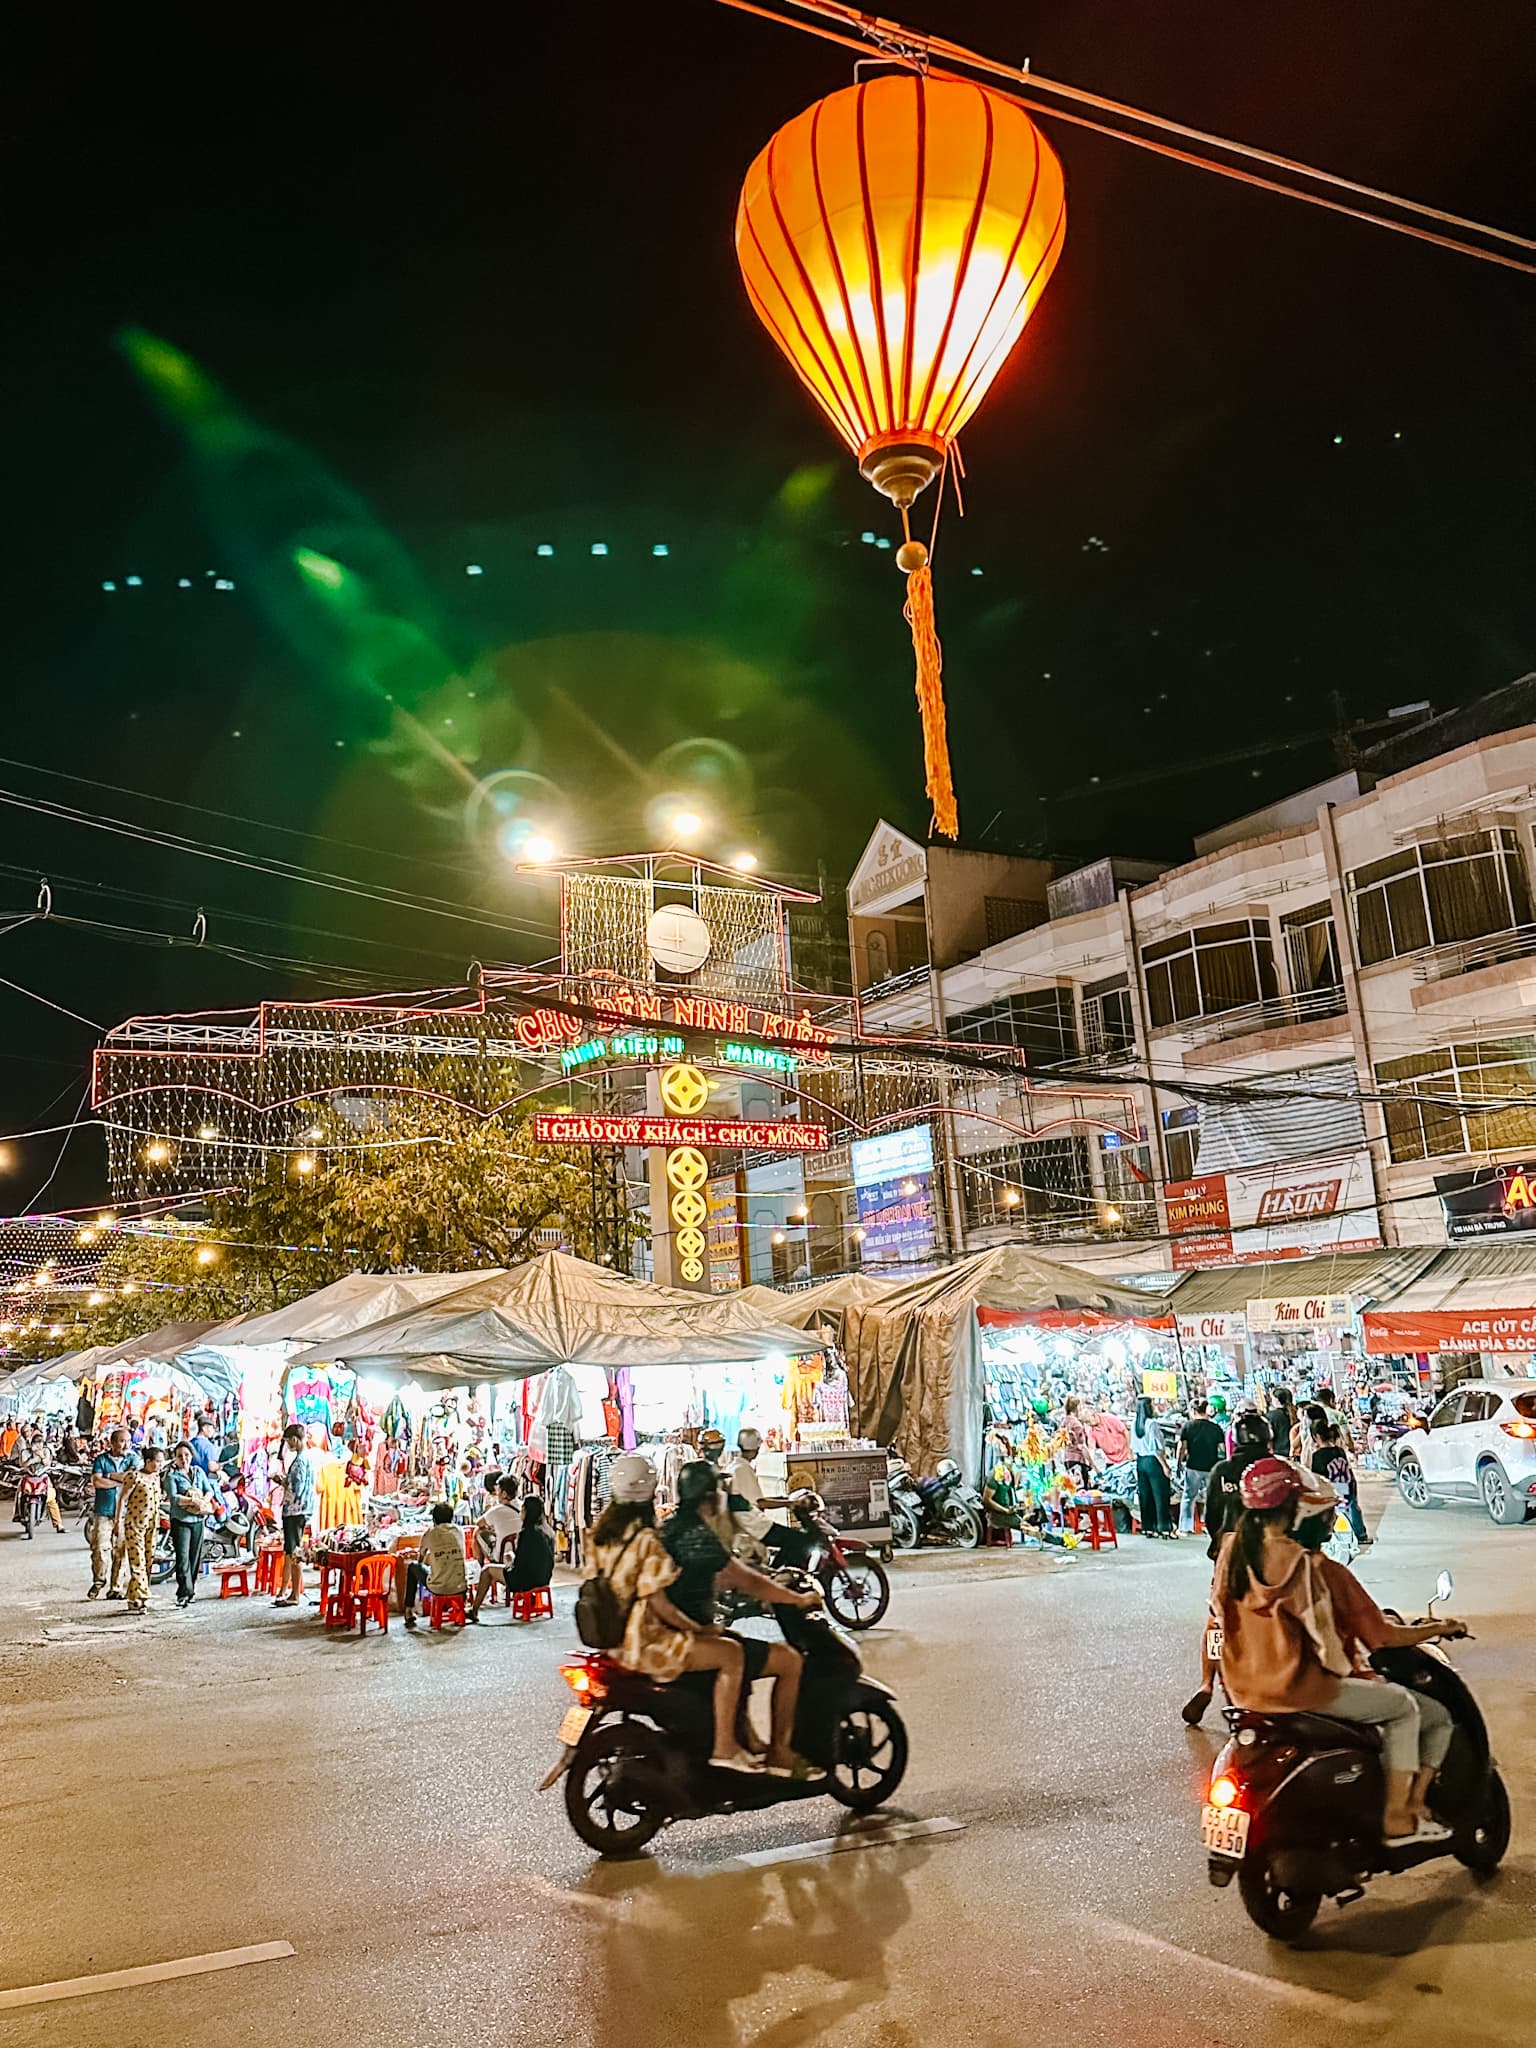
[664, 1460, 825, 1779]
[585, 1454, 759, 1774]
[1183, 1409, 1273, 1724]
[1213, 1456, 1465, 1846]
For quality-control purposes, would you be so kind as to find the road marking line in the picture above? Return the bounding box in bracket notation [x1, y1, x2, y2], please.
[0, 1941, 295, 2011]
[730, 1815, 964, 1869]
[1080, 1917, 1388, 2023]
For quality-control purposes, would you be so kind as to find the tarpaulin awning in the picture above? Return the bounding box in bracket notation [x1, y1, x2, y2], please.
[1362, 1247, 1536, 1354]
[288, 1250, 829, 1376]
[841, 1245, 1176, 1484]
[87, 1323, 221, 1379]
[1169, 1248, 1436, 1318]
[206, 1270, 500, 1350]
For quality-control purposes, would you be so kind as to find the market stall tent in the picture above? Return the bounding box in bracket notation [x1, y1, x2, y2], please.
[290, 1250, 829, 1376]
[734, 1272, 900, 1339]
[172, 1271, 500, 1399]
[840, 1246, 1176, 1482]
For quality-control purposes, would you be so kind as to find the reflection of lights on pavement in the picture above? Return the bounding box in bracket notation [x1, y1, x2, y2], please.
[729, 850, 758, 872]
[523, 834, 557, 864]
[671, 811, 703, 842]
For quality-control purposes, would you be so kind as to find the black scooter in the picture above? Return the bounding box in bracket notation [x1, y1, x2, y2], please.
[542, 1572, 909, 1858]
[1203, 1571, 1511, 1941]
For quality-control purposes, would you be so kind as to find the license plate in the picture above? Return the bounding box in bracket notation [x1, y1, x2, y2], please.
[1205, 1626, 1224, 1660]
[556, 1705, 592, 1746]
[1201, 1804, 1250, 1860]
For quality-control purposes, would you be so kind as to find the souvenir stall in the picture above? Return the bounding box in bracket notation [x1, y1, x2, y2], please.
[292, 1251, 839, 1559]
[840, 1243, 1179, 1485]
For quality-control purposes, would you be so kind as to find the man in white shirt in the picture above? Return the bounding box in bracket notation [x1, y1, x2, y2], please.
[728, 1429, 812, 1567]
[470, 1477, 523, 1615]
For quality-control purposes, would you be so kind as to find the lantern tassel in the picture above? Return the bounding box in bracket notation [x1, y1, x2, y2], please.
[902, 556, 958, 840]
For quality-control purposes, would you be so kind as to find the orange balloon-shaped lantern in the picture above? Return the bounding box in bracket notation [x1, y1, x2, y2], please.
[736, 72, 1066, 838]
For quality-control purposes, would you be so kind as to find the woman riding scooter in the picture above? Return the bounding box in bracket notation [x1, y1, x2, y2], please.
[1213, 1456, 1466, 1846]
[585, 1454, 818, 1778]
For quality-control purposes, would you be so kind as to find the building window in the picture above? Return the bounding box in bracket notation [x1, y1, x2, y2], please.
[984, 894, 1044, 945]
[1081, 975, 1136, 1056]
[1280, 902, 1343, 994]
[963, 1137, 1093, 1230]
[947, 991, 1078, 1065]
[1162, 1104, 1201, 1182]
[1141, 921, 1278, 1028]
[1376, 1034, 1536, 1162]
[893, 920, 929, 973]
[1348, 831, 1532, 966]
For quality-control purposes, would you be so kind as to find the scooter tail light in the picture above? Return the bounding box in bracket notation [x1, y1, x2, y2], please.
[1499, 1419, 1536, 1439]
[559, 1662, 607, 1703]
[1207, 1773, 1243, 1810]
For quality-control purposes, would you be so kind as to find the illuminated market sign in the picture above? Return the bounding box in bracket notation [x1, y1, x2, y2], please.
[719, 1040, 799, 1074]
[559, 1032, 684, 1074]
[514, 1000, 831, 1061]
[532, 1113, 829, 1152]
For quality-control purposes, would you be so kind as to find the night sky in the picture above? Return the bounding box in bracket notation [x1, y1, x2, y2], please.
[3, 0, 1532, 1208]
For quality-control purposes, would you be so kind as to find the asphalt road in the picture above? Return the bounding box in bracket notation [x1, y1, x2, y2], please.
[1, 1478, 1531, 2048]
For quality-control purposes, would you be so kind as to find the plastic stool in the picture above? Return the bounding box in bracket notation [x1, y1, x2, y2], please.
[982, 1522, 1014, 1548]
[1067, 1500, 1119, 1552]
[254, 1544, 283, 1595]
[215, 1562, 253, 1599]
[511, 1585, 554, 1621]
[425, 1592, 467, 1629]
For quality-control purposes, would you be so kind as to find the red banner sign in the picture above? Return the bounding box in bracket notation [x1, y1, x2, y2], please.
[531, 1114, 829, 1151]
[1363, 1309, 1536, 1356]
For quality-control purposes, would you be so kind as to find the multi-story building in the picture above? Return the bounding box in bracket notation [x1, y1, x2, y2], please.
[849, 710, 1536, 1283]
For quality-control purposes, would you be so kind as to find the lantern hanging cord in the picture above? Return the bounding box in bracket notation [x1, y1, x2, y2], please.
[715, 0, 1536, 276]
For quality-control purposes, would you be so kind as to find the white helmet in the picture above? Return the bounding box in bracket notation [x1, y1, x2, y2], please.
[606, 1453, 658, 1504]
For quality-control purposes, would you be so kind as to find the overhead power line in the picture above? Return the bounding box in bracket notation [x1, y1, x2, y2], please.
[717, 0, 1536, 275]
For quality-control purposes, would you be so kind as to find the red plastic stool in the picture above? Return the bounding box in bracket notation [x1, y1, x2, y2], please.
[254, 1544, 283, 1595]
[215, 1562, 253, 1599]
[511, 1585, 554, 1621]
[982, 1522, 1013, 1548]
[1066, 1500, 1119, 1552]
[425, 1592, 467, 1629]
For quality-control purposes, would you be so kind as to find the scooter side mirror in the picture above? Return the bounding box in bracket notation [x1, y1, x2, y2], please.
[1433, 1569, 1453, 1609]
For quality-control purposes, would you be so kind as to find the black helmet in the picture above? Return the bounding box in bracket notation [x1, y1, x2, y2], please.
[1234, 1411, 1271, 1450]
[676, 1459, 724, 1509]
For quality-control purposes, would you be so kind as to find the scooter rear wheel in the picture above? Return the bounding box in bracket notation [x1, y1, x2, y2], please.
[1237, 1855, 1320, 1942]
[890, 1503, 919, 1552]
[1454, 1767, 1511, 1874]
[822, 1556, 890, 1631]
[565, 1721, 668, 1858]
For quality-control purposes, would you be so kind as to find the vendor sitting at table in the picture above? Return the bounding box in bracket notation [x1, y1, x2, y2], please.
[404, 1502, 470, 1628]
[472, 1495, 555, 1618]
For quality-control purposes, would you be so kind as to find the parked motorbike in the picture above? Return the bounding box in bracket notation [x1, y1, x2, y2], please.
[887, 1456, 981, 1549]
[721, 1491, 891, 1631]
[543, 1569, 909, 1858]
[50, 1462, 92, 1518]
[201, 1509, 253, 1565]
[0, 1454, 26, 1500]
[1202, 1571, 1509, 1941]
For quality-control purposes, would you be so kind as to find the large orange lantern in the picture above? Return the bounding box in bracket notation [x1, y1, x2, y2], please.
[736, 72, 1066, 838]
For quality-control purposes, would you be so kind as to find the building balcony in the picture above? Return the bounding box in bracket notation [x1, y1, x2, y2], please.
[860, 962, 932, 1002]
[1178, 983, 1349, 1052]
[1413, 923, 1536, 986]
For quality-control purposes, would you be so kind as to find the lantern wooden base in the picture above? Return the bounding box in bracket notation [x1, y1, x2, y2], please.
[858, 435, 945, 509]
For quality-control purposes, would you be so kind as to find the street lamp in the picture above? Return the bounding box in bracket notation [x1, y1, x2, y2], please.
[523, 834, 558, 864]
[729, 851, 758, 872]
[670, 810, 704, 843]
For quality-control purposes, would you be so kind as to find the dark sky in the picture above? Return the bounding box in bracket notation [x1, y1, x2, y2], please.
[2, 0, 1533, 1207]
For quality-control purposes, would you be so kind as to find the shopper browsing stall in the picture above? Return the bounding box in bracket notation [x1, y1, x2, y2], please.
[1131, 1397, 1174, 1539]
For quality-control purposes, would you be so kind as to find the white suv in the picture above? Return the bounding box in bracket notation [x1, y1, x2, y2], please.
[1394, 1379, 1536, 1526]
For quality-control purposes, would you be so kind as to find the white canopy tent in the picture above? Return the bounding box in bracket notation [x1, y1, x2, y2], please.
[290, 1250, 829, 1378]
[172, 1271, 500, 1399]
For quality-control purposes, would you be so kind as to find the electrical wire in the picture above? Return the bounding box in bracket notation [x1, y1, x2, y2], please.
[717, 0, 1536, 275]
[0, 786, 557, 944]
